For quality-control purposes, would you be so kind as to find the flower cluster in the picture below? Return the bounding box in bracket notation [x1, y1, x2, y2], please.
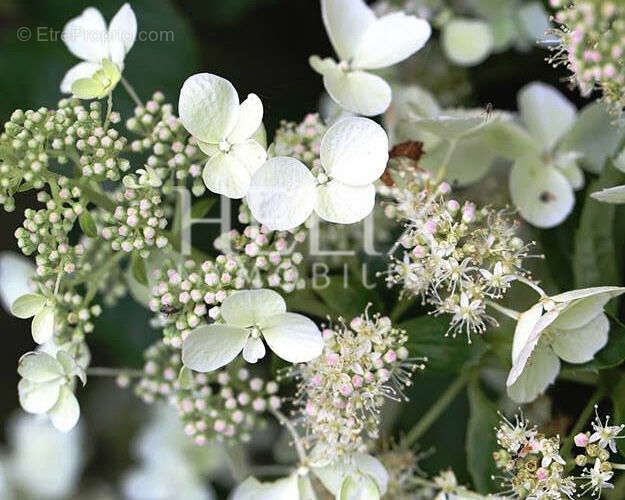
[549, 0, 625, 113]
[135, 341, 280, 445]
[272, 113, 326, 168]
[384, 168, 533, 341]
[126, 91, 206, 197]
[493, 413, 576, 498]
[292, 311, 422, 460]
[574, 407, 625, 497]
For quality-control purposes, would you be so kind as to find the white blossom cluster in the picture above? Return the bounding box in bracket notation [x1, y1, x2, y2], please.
[384, 167, 533, 341]
[135, 341, 280, 445]
[291, 311, 422, 460]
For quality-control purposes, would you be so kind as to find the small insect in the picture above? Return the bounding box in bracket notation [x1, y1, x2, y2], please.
[539, 191, 557, 203]
[160, 305, 180, 316]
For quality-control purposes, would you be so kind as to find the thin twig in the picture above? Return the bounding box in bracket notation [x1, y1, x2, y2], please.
[121, 76, 143, 108]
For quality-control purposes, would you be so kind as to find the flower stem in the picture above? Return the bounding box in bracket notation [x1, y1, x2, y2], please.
[270, 408, 307, 463]
[562, 387, 605, 470]
[87, 367, 142, 377]
[485, 299, 520, 320]
[121, 76, 143, 108]
[403, 371, 470, 447]
[515, 275, 546, 297]
[390, 294, 416, 322]
[103, 92, 113, 130]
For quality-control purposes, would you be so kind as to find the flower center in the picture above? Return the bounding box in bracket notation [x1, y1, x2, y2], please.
[249, 326, 261, 339]
[219, 140, 231, 153]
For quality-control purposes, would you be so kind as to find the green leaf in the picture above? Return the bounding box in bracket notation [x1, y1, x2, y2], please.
[466, 380, 499, 493]
[573, 165, 625, 296]
[399, 315, 487, 374]
[11, 293, 46, 319]
[131, 253, 148, 286]
[78, 211, 98, 238]
[567, 319, 625, 372]
[191, 197, 217, 219]
[314, 275, 385, 318]
[285, 287, 332, 320]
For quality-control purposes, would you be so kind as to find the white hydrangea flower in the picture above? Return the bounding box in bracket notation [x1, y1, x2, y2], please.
[178, 73, 267, 199]
[60, 3, 137, 94]
[310, 0, 431, 116]
[441, 18, 494, 67]
[248, 116, 388, 230]
[507, 286, 625, 403]
[0, 252, 35, 313]
[17, 350, 85, 432]
[182, 289, 323, 372]
[4, 412, 85, 499]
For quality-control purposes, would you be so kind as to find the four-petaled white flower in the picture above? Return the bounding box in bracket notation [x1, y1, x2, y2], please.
[182, 289, 323, 372]
[60, 4, 137, 96]
[507, 286, 625, 403]
[310, 0, 431, 116]
[17, 350, 86, 432]
[247, 116, 388, 230]
[178, 73, 267, 199]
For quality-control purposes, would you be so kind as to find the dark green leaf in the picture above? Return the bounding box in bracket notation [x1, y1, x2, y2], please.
[285, 287, 332, 320]
[78, 211, 98, 238]
[399, 315, 487, 374]
[573, 165, 625, 294]
[191, 197, 217, 219]
[131, 253, 148, 286]
[466, 380, 499, 493]
[314, 275, 385, 318]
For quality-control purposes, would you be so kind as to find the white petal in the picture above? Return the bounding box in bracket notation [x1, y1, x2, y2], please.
[32, 306, 55, 345]
[107, 3, 137, 65]
[339, 473, 380, 500]
[551, 313, 609, 363]
[313, 453, 388, 496]
[10, 293, 46, 319]
[352, 12, 431, 69]
[221, 289, 286, 328]
[507, 345, 560, 403]
[0, 252, 35, 313]
[49, 386, 80, 432]
[62, 7, 109, 63]
[242, 337, 266, 363]
[321, 0, 375, 61]
[552, 287, 625, 330]
[227, 94, 264, 144]
[405, 111, 491, 141]
[179, 73, 239, 143]
[310, 55, 338, 75]
[182, 325, 249, 372]
[323, 68, 391, 117]
[261, 312, 322, 363]
[18, 352, 64, 383]
[229, 139, 267, 175]
[320, 117, 388, 186]
[232, 474, 300, 500]
[60, 61, 101, 94]
[315, 180, 375, 224]
[442, 18, 493, 66]
[591, 185, 625, 204]
[202, 153, 252, 199]
[18, 379, 61, 414]
[518, 82, 576, 151]
[351, 453, 388, 496]
[556, 160, 585, 190]
[511, 303, 544, 364]
[509, 156, 574, 228]
[247, 156, 317, 231]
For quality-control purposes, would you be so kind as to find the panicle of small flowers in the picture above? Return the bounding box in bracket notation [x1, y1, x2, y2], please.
[493, 412, 575, 499]
[135, 341, 281, 445]
[548, 0, 625, 114]
[291, 310, 423, 460]
[100, 183, 169, 257]
[126, 91, 206, 197]
[272, 113, 326, 169]
[377, 442, 430, 498]
[573, 406, 625, 498]
[383, 168, 534, 342]
[52, 293, 102, 344]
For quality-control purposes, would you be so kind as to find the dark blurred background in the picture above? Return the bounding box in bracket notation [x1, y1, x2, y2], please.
[0, 0, 583, 494]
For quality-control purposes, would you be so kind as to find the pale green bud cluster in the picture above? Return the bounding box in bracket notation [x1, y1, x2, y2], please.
[135, 341, 280, 445]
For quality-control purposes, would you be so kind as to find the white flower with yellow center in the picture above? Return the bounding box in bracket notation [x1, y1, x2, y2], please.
[310, 0, 431, 116]
[507, 286, 625, 403]
[178, 73, 267, 199]
[182, 289, 322, 372]
[60, 4, 137, 96]
[248, 116, 388, 230]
